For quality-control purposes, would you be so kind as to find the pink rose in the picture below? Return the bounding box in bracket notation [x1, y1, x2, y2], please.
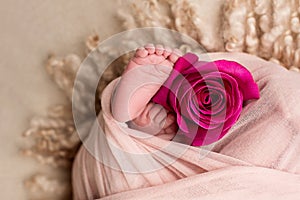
[152, 53, 260, 146]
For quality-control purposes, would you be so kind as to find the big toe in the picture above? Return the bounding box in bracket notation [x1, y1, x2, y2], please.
[136, 47, 148, 58]
[169, 49, 182, 63]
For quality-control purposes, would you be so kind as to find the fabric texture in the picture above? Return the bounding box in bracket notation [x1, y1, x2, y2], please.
[72, 52, 300, 200]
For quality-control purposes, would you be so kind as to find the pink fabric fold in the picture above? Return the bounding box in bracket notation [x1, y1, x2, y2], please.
[72, 52, 300, 200]
[99, 166, 300, 200]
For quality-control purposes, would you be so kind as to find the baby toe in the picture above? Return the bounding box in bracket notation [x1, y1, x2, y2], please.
[155, 44, 164, 55]
[165, 124, 177, 134]
[145, 43, 155, 54]
[136, 47, 148, 58]
[163, 46, 172, 58]
[169, 49, 182, 63]
[149, 104, 167, 124]
[163, 113, 176, 128]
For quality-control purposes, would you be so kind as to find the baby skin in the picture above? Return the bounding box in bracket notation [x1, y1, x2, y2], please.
[112, 44, 182, 137]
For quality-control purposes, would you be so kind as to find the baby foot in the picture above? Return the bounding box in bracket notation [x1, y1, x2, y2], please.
[112, 44, 182, 122]
[124, 44, 182, 74]
[128, 103, 178, 140]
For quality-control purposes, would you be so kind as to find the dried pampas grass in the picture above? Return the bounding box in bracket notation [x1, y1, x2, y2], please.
[22, 1, 300, 199]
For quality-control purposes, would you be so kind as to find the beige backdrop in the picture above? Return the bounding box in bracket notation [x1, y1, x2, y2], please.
[0, 0, 121, 198]
[0, 0, 224, 198]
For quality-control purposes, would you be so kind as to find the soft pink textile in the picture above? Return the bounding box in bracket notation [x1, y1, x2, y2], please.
[72, 53, 300, 200]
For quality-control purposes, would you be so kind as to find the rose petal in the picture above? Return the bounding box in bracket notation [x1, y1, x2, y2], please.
[214, 60, 260, 100]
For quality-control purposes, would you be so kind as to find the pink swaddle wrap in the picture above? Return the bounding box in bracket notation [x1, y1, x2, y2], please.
[72, 52, 300, 200]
